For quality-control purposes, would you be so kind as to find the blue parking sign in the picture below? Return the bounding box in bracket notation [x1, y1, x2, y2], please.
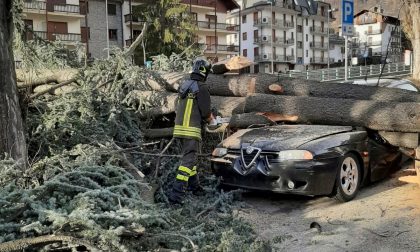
[342, 0, 354, 36]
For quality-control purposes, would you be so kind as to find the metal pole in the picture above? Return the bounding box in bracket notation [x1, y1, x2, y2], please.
[327, 9, 330, 79]
[271, 2, 274, 74]
[105, 0, 110, 58]
[345, 36, 348, 81]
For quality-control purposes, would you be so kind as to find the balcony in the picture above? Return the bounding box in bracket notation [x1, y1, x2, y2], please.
[25, 31, 81, 42]
[310, 42, 328, 50]
[391, 30, 401, 36]
[255, 54, 295, 63]
[199, 44, 239, 53]
[310, 26, 328, 35]
[23, 1, 46, 10]
[124, 14, 144, 24]
[310, 57, 327, 64]
[367, 41, 382, 46]
[356, 17, 377, 25]
[365, 29, 382, 35]
[50, 33, 81, 42]
[254, 36, 294, 47]
[196, 21, 239, 32]
[24, 1, 82, 15]
[50, 3, 80, 13]
[182, 0, 217, 9]
[254, 18, 294, 29]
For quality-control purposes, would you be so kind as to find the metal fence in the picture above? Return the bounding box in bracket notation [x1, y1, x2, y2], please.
[278, 62, 412, 82]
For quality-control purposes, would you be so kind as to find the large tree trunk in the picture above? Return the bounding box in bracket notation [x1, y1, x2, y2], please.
[0, 1, 28, 167]
[160, 73, 420, 102]
[242, 94, 420, 133]
[127, 90, 245, 118]
[412, 14, 420, 81]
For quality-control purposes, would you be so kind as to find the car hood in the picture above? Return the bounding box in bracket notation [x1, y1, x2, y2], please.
[221, 125, 353, 151]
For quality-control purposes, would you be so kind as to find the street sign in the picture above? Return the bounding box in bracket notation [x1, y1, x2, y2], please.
[342, 0, 354, 37]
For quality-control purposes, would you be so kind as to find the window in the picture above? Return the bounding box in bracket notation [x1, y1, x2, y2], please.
[243, 32, 247, 41]
[242, 15, 247, 24]
[306, 18, 308, 26]
[291, 48, 294, 56]
[243, 49, 248, 57]
[341, 47, 345, 54]
[109, 29, 117, 40]
[253, 12, 258, 24]
[306, 34, 308, 42]
[306, 50, 308, 57]
[297, 41, 303, 48]
[254, 30, 258, 39]
[107, 4, 116, 15]
[254, 47, 259, 57]
[297, 25, 303, 33]
[254, 64, 259, 73]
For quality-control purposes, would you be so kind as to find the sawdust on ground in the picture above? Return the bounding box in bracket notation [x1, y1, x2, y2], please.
[236, 167, 420, 252]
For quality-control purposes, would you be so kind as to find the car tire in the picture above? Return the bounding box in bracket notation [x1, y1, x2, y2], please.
[334, 153, 362, 202]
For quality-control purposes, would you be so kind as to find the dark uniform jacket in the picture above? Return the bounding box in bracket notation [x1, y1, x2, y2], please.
[173, 80, 211, 141]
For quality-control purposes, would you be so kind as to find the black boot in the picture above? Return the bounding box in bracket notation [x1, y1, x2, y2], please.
[167, 180, 187, 205]
[188, 175, 205, 196]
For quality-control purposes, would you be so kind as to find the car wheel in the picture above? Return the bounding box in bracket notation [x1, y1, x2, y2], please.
[334, 153, 361, 202]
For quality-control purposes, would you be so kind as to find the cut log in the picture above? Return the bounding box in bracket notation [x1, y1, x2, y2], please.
[16, 69, 79, 87]
[242, 94, 420, 133]
[126, 90, 245, 118]
[160, 73, 420, 102]
[268, 84, 284, 94]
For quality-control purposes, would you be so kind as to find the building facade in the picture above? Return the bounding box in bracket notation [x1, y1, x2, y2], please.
[22, 0, 86, 49]
[84, 0, 124, 59]
[237, 0, 335, 74]
[352, 9, 403, 64]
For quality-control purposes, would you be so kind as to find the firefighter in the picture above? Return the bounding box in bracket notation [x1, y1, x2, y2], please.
[167, 58, 215, 204]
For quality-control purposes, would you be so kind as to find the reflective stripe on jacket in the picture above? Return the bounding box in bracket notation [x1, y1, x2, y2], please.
[173, 81, 211, 141]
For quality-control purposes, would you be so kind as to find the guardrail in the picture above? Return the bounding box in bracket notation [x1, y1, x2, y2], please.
[278, 62, 411, 82]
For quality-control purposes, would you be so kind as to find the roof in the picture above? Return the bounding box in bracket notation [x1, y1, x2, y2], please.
[354, 9, 400, 25]
[224, 0, 240, 11]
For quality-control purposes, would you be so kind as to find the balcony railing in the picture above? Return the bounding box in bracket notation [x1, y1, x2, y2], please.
[255, 54, 295, 62]
[365, 29, 382, 35]
[254, 36, 294, 47]
[199, 44, 239, 53]
[310, 42, 328, 50]
[196, 21, 239, 31]
[24, 1, 81, 14]
[23, 1, 46, 10]
[310, 26, 328, 35]
[25, 31, 81, 42]
[124, 14, 144, 23]
[254, 18, 294, 29]
[51, 4, 80, 13]
[391, 30, 401, 36]
[367, 41, 382, 46]
[182, 0, 217, 8]
[51, 33, 81, 42]
[310, 57, 327, 64]
[356, 18, 377, 25]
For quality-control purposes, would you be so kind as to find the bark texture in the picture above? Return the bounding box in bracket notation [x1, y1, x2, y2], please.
[242, 94, 420, 132]
[0, 1, 28, 167]
[127, 90, 245, 118]
[161, 73, 420, 102]
[379, 132, 419, 149]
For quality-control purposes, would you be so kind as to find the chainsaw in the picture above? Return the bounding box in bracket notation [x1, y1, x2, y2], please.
[206, 116, 231, 133]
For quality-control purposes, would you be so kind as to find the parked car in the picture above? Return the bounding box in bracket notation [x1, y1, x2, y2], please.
[211, 125, 402, 202]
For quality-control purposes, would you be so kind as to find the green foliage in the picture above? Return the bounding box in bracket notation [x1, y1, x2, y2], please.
[133, 0, 197, 62]
[0, 49, 271, 250]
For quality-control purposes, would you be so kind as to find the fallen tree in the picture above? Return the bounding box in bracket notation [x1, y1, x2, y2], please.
[159, 73, 420, 102]
[127, 90, 245, 118]
[241, 94, 420, 133]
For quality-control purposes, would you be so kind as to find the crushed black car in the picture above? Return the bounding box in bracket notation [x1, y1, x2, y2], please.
[211, 125, 402, 202]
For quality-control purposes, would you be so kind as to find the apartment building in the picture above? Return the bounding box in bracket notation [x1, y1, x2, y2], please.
[84, 0, 124, 58]
[238, 0, 334, 74]
[327, 33, 345, 64]
[352, 9, 403, 64]
[22, 0, 86, 48]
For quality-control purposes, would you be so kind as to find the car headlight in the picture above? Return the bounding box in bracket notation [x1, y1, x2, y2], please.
[212, 147, 228, 157]
[278, 150, 313, 161]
